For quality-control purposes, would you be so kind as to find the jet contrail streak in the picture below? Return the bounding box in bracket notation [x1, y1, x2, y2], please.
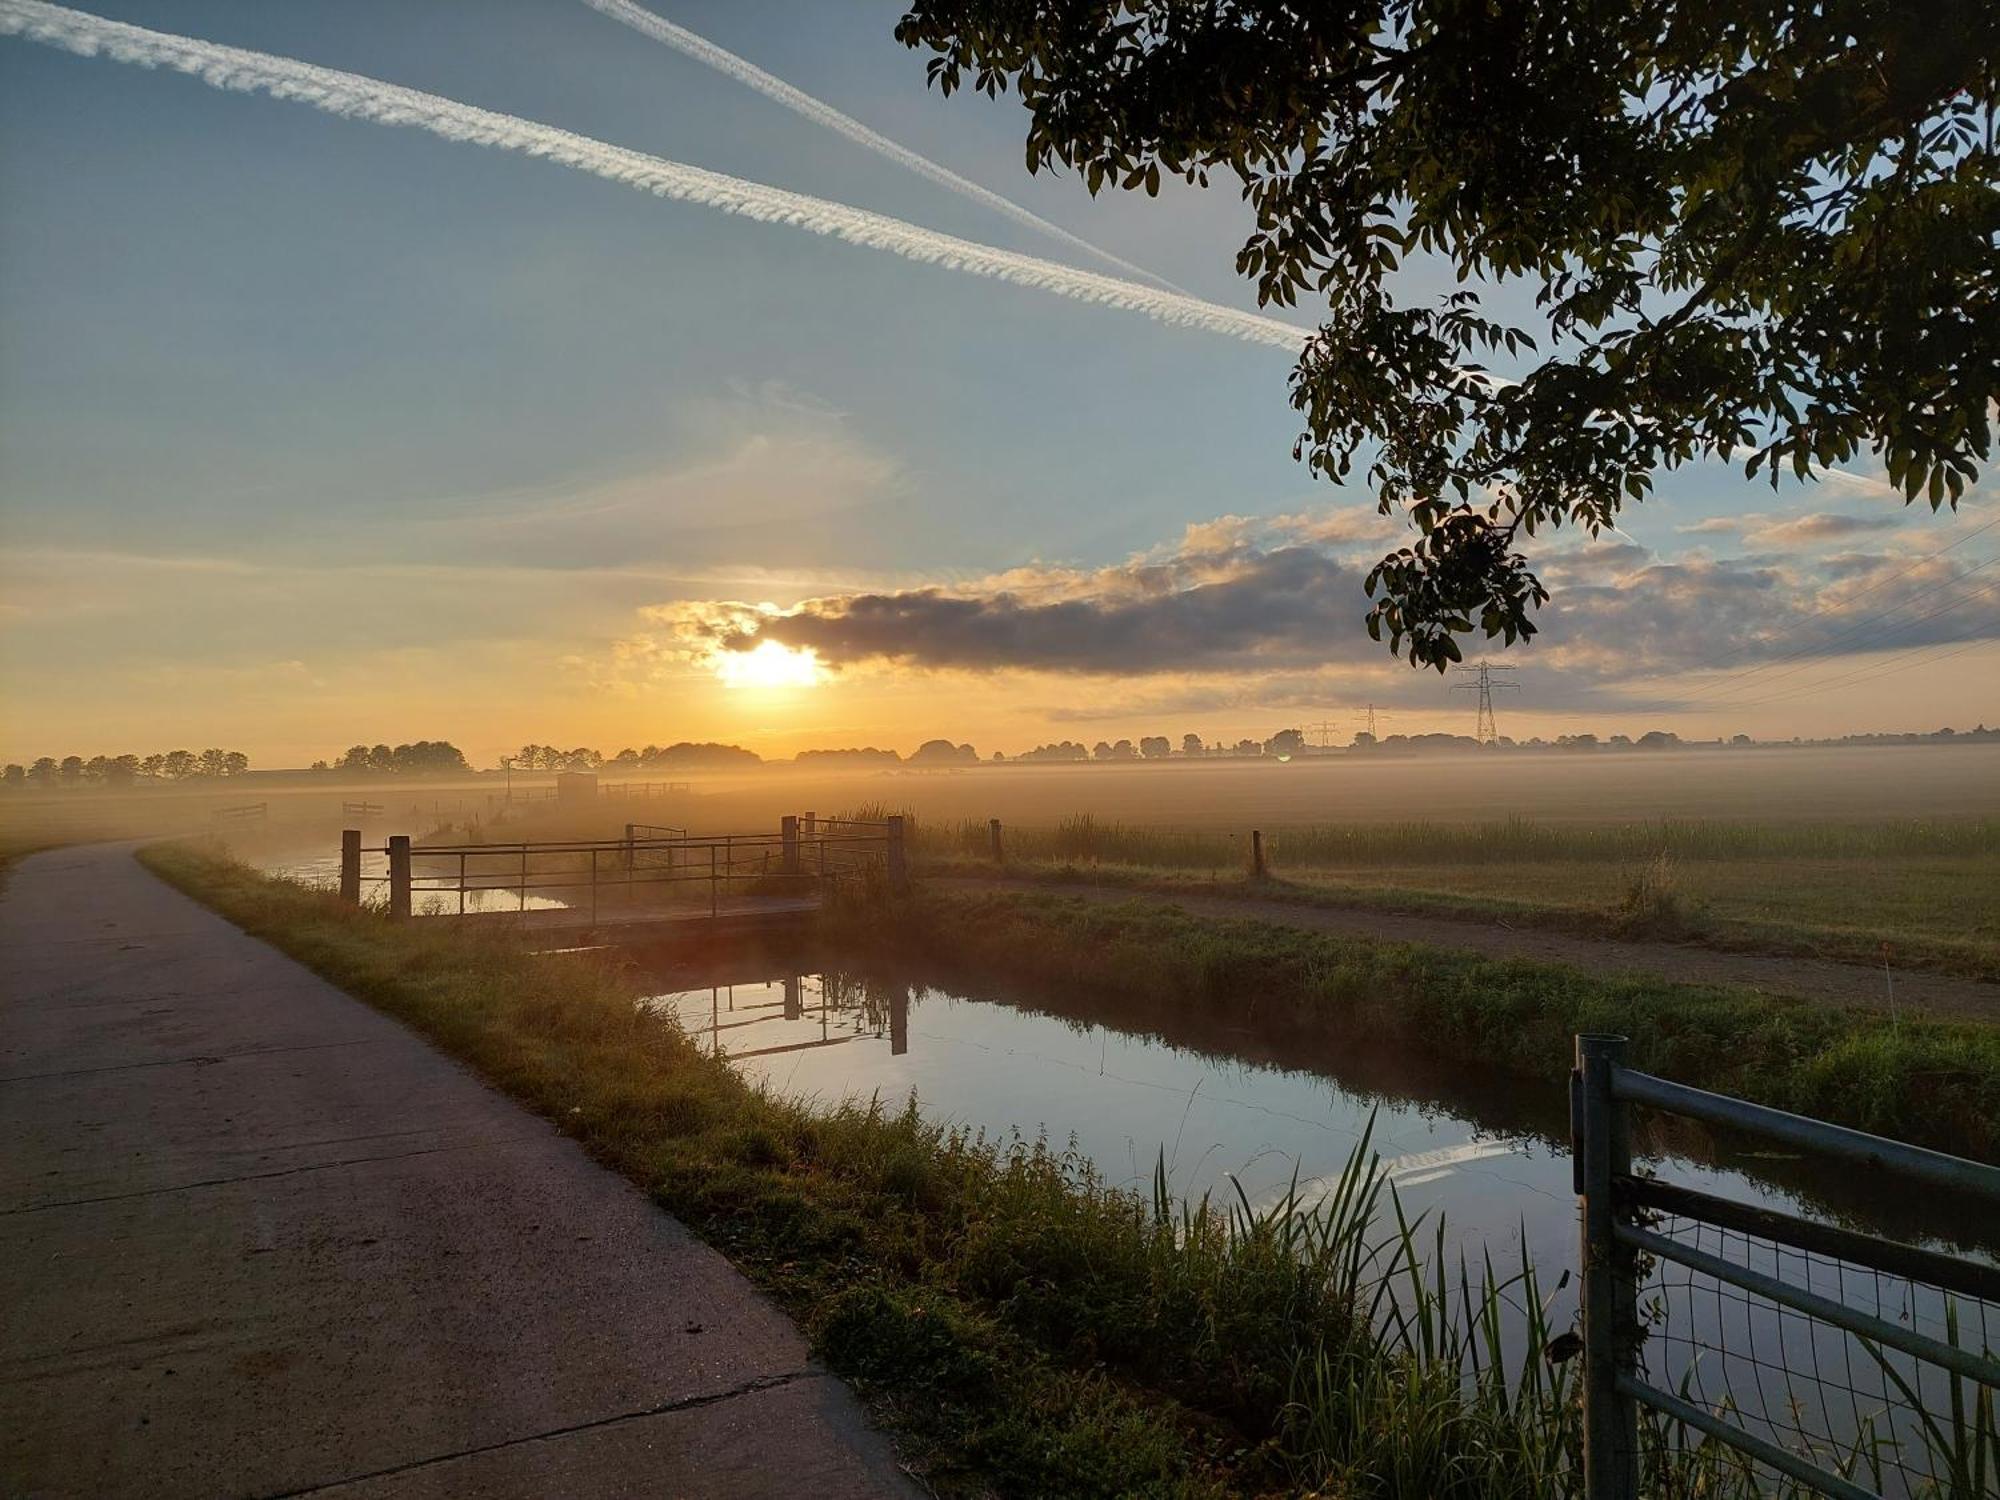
[580, 0, 1184, 292]
[0, 0, 1307, 351]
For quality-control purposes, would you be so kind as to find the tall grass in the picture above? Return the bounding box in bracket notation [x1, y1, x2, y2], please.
[889, 888, 2000, 1162]
[912, 814, 2000, 869]
[143, 843, 1996, 1496]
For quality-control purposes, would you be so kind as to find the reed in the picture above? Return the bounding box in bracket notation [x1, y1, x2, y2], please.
[142, 842, 1996, 1497]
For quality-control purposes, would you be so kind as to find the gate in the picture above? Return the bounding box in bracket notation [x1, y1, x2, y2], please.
[1572, 1034, 2000, 1497]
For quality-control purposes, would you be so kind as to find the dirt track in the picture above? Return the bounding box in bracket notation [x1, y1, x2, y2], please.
[936, 875, 2000, 1025]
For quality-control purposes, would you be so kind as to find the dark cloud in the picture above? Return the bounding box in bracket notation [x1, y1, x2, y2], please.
[738, 545, 1371, 673]
[655, 511, 1999, 694]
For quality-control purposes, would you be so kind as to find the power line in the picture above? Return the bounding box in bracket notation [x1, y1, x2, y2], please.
[1670, 513, 2000, 682]
[1725, 633, 1998, 711]
[1353, 702, 1393, 739]
[1304, 719, 1342, 748]
[1690, 569, 2000, 705]
[1452, 662, 1518, 744]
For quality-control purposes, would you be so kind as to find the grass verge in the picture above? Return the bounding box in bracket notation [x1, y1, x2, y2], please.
[913, 853, 2000, 980]
[139, 842, 1263, 1497]
[869, 888, 2000, 1165]
[140, 843, 1998, 1496]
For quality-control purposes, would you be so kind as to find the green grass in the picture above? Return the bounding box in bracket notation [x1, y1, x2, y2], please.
[877, 888, 2000, 1164]
[140, 843, 1999, 1496]
[903, 813, 2000, 978]
[917, 812, 2000, 866]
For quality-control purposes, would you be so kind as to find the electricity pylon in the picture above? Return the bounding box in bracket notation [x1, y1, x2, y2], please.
[1452, 662, 1519, 744]
[1355, 703, 1392, 739]
[1305, 719, 1341, 749]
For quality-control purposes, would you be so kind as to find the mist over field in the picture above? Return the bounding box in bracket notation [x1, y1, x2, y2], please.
[5, 5, 1998, 1498]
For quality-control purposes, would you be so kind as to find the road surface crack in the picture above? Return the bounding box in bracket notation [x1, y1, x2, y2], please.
[260, 1370, 821, 1497]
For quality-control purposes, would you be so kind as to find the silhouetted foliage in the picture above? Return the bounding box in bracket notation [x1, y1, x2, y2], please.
[909, 739, 981, 765]
[5, 748, 249, 786]
[897, 2, 1997, 667]
[795, 747, 904, 765]
[336, 741, 470, 776]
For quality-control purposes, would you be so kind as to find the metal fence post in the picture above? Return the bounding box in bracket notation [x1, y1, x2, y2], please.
[781, 815, 799, 875]
[1575, 1033, 1639, 1499]
[989, 817, 1004, 865]
[890, 985, 909, 1056]
[886, 815, 909, 895]
[339, 829, 361, 906]
[624, 822, 635, 872]
[387, 835, 412, 921]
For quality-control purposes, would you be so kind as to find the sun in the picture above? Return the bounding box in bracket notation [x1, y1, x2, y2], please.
[713, 640, 824, 690]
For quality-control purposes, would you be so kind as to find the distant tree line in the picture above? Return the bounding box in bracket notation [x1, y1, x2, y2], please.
[2, 749, 250, 789]
[318, 741, 472, 776]
[795, 740, 980, 767]
[504, 742, 764, 773]
[1003, 730, 1304, 763]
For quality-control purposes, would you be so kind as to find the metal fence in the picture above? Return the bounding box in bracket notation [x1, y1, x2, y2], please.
[337, 814, 905, 922]
[1573, 1034, 2000, 1498]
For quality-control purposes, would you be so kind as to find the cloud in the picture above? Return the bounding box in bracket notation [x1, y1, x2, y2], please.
[627, 505, 2000, 706]
[0, 0, 1306, 349]
[1534, 538, 1655, 582]
[1538, 551, 2000, 681]
[580, 0, 1179, 290]
[1741, 513, 1902, 548]
[649, 510, 1406, 677]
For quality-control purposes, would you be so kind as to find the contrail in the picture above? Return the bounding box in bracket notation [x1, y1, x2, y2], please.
[0, 0, 1306, 351]
[580, 0, 1184, 292]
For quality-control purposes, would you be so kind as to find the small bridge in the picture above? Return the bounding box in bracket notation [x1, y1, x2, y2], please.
[334, 814, 906, 943]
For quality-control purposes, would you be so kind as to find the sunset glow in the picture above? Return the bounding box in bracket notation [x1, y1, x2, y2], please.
[712, 640, 824, 691]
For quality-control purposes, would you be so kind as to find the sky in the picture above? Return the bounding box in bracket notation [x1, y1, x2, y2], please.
[2, 0, 1995, 768]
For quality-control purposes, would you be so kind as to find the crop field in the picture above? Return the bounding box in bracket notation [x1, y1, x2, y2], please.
[10, 743, 1999, 976]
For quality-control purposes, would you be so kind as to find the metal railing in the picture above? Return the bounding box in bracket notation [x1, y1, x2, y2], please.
[210, 801, 267, 825]
[1573, 1034, 2000, 1498]
[338, 815, 906, 924]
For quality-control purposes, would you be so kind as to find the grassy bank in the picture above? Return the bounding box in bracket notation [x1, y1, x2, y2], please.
[874, 888, 2000, 1165]
[140, 845, 1996, 1495]
[906, 814, 2000, 978]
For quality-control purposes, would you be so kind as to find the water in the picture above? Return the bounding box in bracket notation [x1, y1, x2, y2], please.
[254, 845, 573, 914]
[647, 965, 1998, 1491]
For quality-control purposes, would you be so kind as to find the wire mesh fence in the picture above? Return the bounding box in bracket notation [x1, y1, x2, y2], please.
[1634, 1214, 1998, 1497]
[1575, 1034, 2000, 1499]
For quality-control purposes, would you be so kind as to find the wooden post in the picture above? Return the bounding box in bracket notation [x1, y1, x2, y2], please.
[804, 811, 817, 836]
[1575, 1033, 1640, 1500]
[387, 835, 412, 921]
[339, 829, 361, 906]
[886, 815, 909, 895]
[989, 817, 1004, 865]
[890, 985, 909, 1056]
[1250, 829, 1266, 880]
[781, 815, 800, 875]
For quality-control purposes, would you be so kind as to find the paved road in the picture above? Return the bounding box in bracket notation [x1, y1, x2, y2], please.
[936, 874, 2000, 1023]
[0, 845, 918, 1499]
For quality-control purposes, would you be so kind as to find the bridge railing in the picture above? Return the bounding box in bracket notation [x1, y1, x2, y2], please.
[338, 815, 905, 922]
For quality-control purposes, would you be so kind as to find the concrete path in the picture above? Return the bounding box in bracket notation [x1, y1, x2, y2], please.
[0, 845, 918, 1499]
